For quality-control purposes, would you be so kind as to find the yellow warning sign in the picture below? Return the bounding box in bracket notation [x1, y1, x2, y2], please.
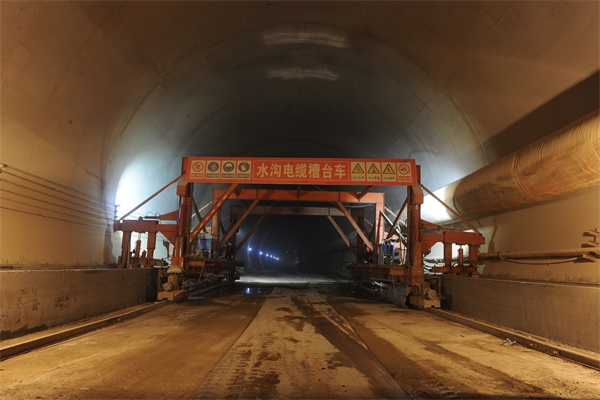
[382, 162, 396, 182]
[366, 162, 381, 182]
[367, 163, 380, 174]
[352, 163, 364, 174]
[350, 162, 366, 181]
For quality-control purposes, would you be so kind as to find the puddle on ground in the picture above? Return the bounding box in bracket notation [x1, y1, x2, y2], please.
[199, 284, 275, 297]
[185, 296, 205, 302]
[237, 286, 273, 295]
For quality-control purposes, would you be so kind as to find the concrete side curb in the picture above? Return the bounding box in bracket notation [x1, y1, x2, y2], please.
[429, 308, 600, 370]
[0, 301, 168, 361]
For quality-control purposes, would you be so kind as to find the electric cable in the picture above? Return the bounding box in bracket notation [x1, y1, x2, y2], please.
[0, 196, 109, 227]
[1, 169, 115, 211]
[498, 255, 580, 265]
[0, 205, 110, 229]
[1, 188, 110, 221]
[1, 176, 114, 216]
[0, 163, 113, 208]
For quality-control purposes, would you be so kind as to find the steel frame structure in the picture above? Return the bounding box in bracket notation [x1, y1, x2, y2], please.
[347, 167, 485, 308]
[218, 189, 383, 260]
[113, 158, 485, 306]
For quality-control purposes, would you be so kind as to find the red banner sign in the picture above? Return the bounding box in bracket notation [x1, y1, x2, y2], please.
[184, 157, 417, 186]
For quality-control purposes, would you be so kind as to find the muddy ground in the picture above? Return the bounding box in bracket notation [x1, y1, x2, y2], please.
[1, 278, 599, 399]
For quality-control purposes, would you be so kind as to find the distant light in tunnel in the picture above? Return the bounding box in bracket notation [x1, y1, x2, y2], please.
[248, 247, 252, 252]
[263, 26, 347, 48]
[266, 68, 339, 81]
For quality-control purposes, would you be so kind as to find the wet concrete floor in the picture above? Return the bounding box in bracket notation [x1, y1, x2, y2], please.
[1, 277, 599, 399]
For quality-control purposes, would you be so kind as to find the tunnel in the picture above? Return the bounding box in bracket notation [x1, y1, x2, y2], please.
[1, 1, 599, 398]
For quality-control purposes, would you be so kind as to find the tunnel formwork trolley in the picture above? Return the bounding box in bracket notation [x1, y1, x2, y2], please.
[113, 156, 484, 305]
[346, 172, 485, 308]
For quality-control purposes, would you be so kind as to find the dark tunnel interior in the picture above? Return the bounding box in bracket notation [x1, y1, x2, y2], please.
[1, 1, 599, 366]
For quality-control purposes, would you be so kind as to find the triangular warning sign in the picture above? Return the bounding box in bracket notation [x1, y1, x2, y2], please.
[367, 163, 380, 174]
[383, 163, 395, 174]
[352, 164, 365, 174]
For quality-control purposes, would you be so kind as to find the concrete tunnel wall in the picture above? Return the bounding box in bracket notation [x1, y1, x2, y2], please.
[443, 184, 600, 352]
[0, 268, 157, 339]
[1, 2, 599, 349]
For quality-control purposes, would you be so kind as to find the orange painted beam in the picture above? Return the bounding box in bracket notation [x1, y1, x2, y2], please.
[327, 215, 357, 257]
[337, 201, 373, 250]
[214, 188, 384, 204]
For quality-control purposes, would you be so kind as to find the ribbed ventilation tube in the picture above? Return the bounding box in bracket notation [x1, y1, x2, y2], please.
[423, 111, 600, 222]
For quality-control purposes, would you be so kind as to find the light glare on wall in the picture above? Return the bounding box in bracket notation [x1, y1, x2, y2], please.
[115, 165, 146, 219]
[263, 25, 347, 48]
[421, 186, 453, 224]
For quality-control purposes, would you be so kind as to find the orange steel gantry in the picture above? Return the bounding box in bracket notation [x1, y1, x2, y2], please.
[344, 166, 485, 308]
[113, 157, 484, 306]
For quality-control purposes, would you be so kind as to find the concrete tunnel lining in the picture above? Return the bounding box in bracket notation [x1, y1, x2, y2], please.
[0, 1, 599, 354]
[3, 3, 597, 219]
[2, 1, 598, 267]
[104, 22, 485, 211]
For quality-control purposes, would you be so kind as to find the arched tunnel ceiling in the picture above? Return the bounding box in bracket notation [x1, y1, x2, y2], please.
[115, 22, 482, 191]
[1, 1, 598, 267]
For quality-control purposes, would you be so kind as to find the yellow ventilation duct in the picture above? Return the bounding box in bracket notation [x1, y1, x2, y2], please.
[424, 111, 600, 222]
